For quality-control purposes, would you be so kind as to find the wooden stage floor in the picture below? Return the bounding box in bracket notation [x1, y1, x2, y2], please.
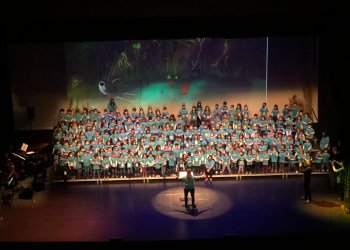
[1, 173, 350, 247]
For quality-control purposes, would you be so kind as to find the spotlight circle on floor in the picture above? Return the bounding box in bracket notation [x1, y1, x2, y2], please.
[152, 186, 232, 220]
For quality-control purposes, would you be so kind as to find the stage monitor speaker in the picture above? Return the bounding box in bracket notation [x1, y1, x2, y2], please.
[32, 178, 45, 192]
[18, 187, 33, 199]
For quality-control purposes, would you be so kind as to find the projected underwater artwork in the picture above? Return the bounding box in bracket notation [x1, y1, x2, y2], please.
[64, 38, 268, 111]
[9, 37, 318, 129]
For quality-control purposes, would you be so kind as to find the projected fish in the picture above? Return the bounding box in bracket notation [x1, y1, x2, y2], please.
[98, 78, 136, 102]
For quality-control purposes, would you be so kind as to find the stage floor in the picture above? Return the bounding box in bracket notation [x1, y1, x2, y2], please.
[1, 174, 350, 243]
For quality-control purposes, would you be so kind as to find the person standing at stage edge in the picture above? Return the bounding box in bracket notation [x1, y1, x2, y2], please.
[301, 158, 312, 203]
[182, 168, 196, 208]
[329, 146, 342, 190]
[331, 148, 345, 201]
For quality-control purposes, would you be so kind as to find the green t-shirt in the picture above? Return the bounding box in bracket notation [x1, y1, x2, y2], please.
[182, 175, 195, 190]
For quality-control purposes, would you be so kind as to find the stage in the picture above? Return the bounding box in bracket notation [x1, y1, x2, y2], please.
[1, 172, 350, 245]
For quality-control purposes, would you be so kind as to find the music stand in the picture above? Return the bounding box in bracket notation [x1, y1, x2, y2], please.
[21, 143, 28, 152]
[21, 143, 35, 155]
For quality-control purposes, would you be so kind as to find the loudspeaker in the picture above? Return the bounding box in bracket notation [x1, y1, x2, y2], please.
[27, 106, 35, 120]
[18, 187, 33, 199]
